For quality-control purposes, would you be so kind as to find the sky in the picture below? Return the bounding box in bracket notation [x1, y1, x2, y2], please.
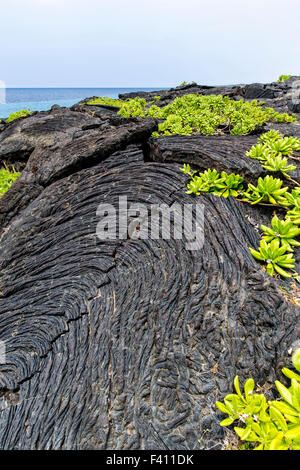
[1, 0, 300, 88]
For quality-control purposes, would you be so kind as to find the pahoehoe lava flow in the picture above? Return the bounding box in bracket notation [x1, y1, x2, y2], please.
[0, 80, 299, 449]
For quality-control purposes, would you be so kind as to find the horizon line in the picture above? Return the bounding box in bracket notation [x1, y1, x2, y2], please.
[4, 86, 172, 89]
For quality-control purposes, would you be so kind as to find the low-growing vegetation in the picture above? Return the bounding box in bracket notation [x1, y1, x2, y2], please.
[67, 93, 300, 282]
[249, 239, 296, 278]
[216, 349, 300, 450]
[246, 131, 300, 181]
[1, 83, 299, 450]
[6, 108, 31, 123]
[181, 130, 300, 282]
[87, 94, 296, 137]
[278, 75, 292, 83]
[0, 164, 20, 197]
[86, 97, 126, 107]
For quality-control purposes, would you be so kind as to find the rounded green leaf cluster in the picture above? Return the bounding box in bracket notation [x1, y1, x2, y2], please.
[182, 129, 300, 282]
[247, 131, 300, 177]
[86, 97, 128, 108]
[0, 165, 20, 197]
[6, 108, 31, 123]
[249, 239, 295, 278]
[181, 165, 244, 198]
[216, 350, 300, 450]
[278, 75, 292, 83]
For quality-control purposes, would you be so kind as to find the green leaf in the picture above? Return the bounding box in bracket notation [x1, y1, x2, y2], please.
[254, 443, 264, 450]
[249, 248, 264, 261]
[244, 378, 255, 398]
[219, 417, 234, 426]
[233, 376, 244, 401]
[216, 401, 230, 414]
[285, 425, 300, 439]
[269, 432, 285, 450]
[292, 349, 300, 373]
[269, 405, 288, 432]
[274, 264, 292, 278]
[275, 380, 294, 406]
[271, 400, 298, 417]
[267, 263, 275, 276]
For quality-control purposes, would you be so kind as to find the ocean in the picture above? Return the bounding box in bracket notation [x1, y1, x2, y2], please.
[0, 87, 165, 120]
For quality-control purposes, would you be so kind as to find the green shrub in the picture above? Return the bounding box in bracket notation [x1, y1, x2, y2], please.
[181, 165, 245, 198]
[86, 97, 125, 107]
[87, 95, 161, 111]
[6, 108, 31, 123]
[118, 97, 149, 117]
[179, 81, 196, 86]
[141, 94, 297, 137]
[262, 155, 296, 177]
[268, 136, 300, 155]
[88, 93, 297, 137]
[181, 141, 300, 282]
[258, 129, 282, 144]
[242, 132, 300, 280]
[249, 239, 296, 278]
[0, 164, 20, 197]
[261, 215, 300, 251]
[243, 175, 289, 206]
[216, 349, 300, 450]
[286, 192, 300, 224]
[248, 133, 300, 178]
[278, 75, 292, 83]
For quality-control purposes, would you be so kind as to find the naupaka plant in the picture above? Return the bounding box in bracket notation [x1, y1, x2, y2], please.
[243, 131, 300, 280]
[6, 108, 31, 123]
[262, 154, 296, 178]
[216, 349, 300, 450]
[86, 96, 126, 107]
[268, 136, 300, 156]
[260, 215, 300, 251]
[247, 132, 300, 181]
[181, 165, 245, 198]
[181, 165, 300, 281]
[88, 93, 297, 137]
[278, 75, 292, 83]
[212, 172, 244, 198]
[246, 143, 275, 162]
[258, 129, 282, 145]
[286, 198, 300, 225]
[243, 175, 289, 206]
[258, 131, 300, 152]
[249, 239, 296, 278]
[0, 164, 21, 198]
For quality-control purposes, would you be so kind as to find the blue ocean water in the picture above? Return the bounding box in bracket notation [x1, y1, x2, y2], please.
[0, 88, 165, 120]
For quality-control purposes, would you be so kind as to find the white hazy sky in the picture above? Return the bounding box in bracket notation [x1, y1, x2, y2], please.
[1, 0, 300, 87]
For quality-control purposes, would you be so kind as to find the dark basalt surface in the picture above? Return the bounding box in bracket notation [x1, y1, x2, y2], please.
[146, 131, 300, 189]
[0, 80, 299, 450]
[147, 134, 276, 185]
[0, 107, 157, 229]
